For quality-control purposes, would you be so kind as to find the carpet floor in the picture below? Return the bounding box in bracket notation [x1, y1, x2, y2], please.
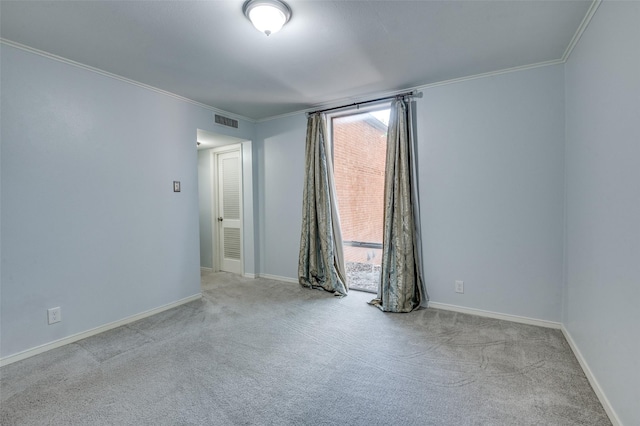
[1, 271, 610, 425]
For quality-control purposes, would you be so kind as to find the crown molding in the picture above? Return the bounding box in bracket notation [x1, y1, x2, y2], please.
[255, 86, 418, 123]
[561, 0, 602, 62]
[257, 0, 602, 123]
[257, 58, 565, 123]
[0, 38, 256, 123]
[3, 0, 601, 125]
[412, 59, 565, 93]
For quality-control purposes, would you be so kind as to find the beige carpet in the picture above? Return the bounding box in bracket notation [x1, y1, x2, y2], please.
[1, 271, 610, 425]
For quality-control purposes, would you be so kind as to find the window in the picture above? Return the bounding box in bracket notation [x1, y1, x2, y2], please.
[331, 107, 390, 292]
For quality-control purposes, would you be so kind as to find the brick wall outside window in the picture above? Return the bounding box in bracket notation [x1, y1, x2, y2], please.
[332, 113, 387, 265]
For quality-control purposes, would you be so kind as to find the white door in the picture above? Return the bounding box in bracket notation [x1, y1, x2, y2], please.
[216, 149, 243, 274]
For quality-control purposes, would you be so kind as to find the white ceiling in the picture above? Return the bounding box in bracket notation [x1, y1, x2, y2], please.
[197, 128, 247, 150]
[0, 1, 593, 120]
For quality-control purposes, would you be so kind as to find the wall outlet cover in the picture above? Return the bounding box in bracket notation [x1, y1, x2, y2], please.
[47, 307, 62, 324]
[455, 280, 464, 294]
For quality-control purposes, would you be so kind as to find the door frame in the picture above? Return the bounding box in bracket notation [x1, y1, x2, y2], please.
[210, 143, 244, 274]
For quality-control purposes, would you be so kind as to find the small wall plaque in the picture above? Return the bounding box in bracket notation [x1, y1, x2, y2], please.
[173, 181, 181, 192]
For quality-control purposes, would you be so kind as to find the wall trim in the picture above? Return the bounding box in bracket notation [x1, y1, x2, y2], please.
[200, 267, 213, 272]
[243, 273, 256, 279]
[561, 326, 621, 426]
[257, 59, 564, 123]
[561, 0, 602, 62]
[257, 273, 298, 284]
[4, 0, 599, 129]
[428, 301, 562, 329]
[0, 294, 202, 368]
[2, 0, 601, 126]
[253, 1, 602, 124]
[0, 38, 254, 124]
[428, 301, 621, 424]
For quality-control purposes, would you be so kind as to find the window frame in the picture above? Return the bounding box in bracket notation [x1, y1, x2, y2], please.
[327, 102, 391, 250]
[325, 102, 391, 160]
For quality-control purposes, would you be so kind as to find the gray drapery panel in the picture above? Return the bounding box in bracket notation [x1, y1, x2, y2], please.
[369, 98, 427, 312]
[298, 113, 348, 296]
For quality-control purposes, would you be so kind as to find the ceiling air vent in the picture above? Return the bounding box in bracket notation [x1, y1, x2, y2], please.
[214, 114, 239, 129]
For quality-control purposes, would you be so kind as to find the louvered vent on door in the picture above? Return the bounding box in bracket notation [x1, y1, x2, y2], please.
[223, 228, 241, 260]
[222, 157, 240, 220]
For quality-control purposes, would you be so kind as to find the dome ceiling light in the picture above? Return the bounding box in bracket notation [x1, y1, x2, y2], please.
[243, 0, 292, 36]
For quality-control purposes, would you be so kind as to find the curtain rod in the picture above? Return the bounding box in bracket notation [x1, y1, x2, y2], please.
[306, 90, 420, 116]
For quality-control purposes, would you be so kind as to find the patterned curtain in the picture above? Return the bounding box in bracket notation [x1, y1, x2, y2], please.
[298, 113, 348, 296]
[369, 98, 427, 312]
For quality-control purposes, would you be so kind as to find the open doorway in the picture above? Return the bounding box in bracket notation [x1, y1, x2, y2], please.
[213, 146, 243, 275]
[197, 129, 255, 277]
[331, 108, 390, 293]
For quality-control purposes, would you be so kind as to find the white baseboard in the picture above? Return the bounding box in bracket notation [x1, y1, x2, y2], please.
[256, 273, 298, 284]
[561, 326, 621, 426]
[427, 301, 562, 329]
[428, 302, 620, 424]
[201, 269, 254, 279]
[0, 293, 202, 367]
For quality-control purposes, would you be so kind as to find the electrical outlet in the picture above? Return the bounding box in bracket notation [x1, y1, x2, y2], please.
[455, 280, 464, 294]
[47, 307, 62, 324]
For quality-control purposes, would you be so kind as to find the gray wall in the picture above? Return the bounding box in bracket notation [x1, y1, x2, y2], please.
[198, 150, 214, 269]
[564, 2, 640, 425]
[418, 64, 566, 321]
[254, 64, 566, 322]
[255, 115, 307, 278]
[0, 44, 254, 358]
[3, 5, 637, 420]
[241, 142, 257, 276]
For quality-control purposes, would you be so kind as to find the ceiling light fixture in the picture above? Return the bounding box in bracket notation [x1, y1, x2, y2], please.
[243, 0, 291, 36]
